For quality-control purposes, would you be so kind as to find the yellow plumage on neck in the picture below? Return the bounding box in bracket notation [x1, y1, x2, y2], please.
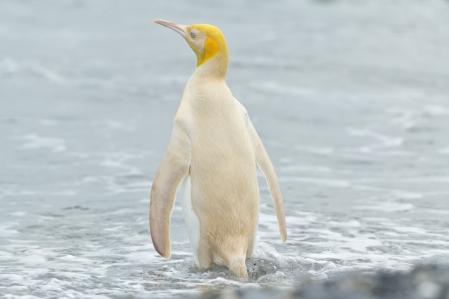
[190, 24, 228, 67]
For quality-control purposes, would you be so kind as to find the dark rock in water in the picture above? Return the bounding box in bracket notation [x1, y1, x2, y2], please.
[246, 257, 280, 281]
[197, 264, 449, 299]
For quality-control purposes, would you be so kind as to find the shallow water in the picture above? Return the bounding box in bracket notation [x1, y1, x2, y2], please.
[1, 0, 449, 298]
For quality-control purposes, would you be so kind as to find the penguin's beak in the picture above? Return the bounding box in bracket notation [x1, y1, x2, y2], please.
[154, 19, 187, 38]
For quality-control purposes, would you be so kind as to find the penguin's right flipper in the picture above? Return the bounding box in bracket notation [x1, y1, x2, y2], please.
[247, 116, 287, 243]
[150, 125, 191, 258]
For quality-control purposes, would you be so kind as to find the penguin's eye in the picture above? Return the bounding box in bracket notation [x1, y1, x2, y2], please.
[190, 31, 196, 39]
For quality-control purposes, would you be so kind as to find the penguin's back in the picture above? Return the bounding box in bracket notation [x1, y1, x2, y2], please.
[182, 79, 259, 252]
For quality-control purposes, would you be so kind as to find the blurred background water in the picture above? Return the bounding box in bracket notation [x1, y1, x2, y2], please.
[1, 0, 449, 298]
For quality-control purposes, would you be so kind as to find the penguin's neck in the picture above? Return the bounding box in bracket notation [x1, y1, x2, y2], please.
[193, 51, 228, 81]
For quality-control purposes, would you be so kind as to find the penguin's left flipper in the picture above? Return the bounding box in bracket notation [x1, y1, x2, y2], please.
[236, 99, 287, 243]
[150, 124, 191, 258]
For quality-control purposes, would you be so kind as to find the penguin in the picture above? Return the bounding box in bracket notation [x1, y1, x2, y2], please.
[150, 19, 287, 279]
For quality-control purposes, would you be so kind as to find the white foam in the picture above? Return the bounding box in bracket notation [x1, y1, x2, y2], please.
[391, 190, 423, 200]
[356, 201, 414, 212]
[280, 165, 332, 173]
[347, 127, 403, 153]
[126, 250, 159, 264]
[93, 120, 135, 131]
[0, 250, 15, 261]
[31, 64, 67, 84]
[21, 134, 66, 153]
[394, 226, 427, 234]
[20, 254, 47, 266]
[0, 223, 18, 236]
[328, 220, 362, 228]
[387, 108, 417, 130]
[249, 81, 316, 97]
[439, 147, 449, 154]
[294, 146, 335, 155]
[39, 119, 59, 126]
[425, 208, 449, 215]
[0, 57, 19, 74]
[9, 211, 26, 217]
[285, 212, 317, 226]
[280, 176, 351, 187]
[424, 104, 449, 116]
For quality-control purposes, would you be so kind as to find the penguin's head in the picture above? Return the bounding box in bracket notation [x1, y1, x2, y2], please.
[154, 19, 228, 69]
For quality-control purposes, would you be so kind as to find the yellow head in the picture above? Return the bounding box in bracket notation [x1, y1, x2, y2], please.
[154, 19, 229, 71]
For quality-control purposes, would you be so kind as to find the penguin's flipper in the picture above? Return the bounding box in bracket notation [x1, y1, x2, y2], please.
[248, 118, 287, 243]
[150, 125, 191, 258]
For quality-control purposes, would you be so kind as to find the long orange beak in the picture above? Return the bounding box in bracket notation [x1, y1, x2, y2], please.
[154, 19, 187, 38]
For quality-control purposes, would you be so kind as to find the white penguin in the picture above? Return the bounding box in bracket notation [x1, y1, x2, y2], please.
[150, 19, 287, 279]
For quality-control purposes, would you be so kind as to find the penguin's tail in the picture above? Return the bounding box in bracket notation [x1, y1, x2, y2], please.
[218, 238, 248, 279]
[226, 255, 248, 279]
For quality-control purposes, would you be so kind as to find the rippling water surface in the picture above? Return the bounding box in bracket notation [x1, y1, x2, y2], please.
[1, 0, 449, 297]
